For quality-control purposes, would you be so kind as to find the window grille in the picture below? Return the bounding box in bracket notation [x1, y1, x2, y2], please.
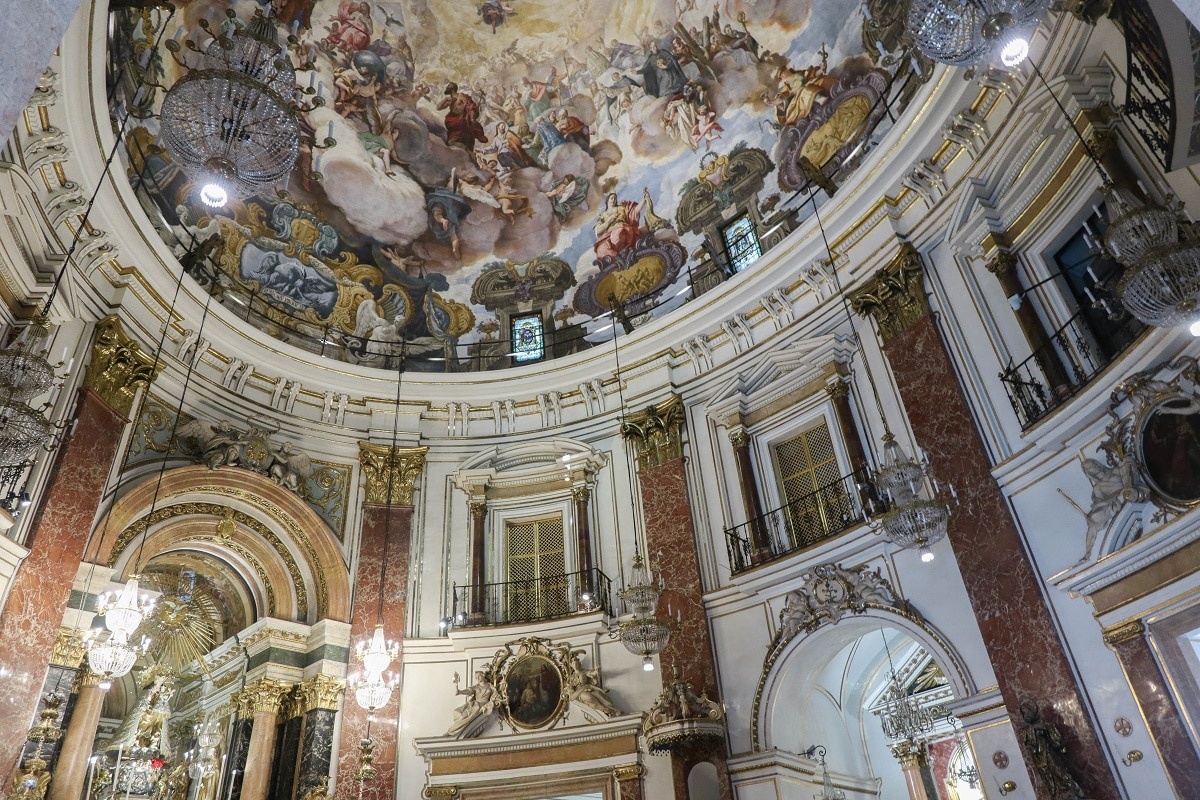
[505, 516, 568, 621]
[773, 422, 850, 549]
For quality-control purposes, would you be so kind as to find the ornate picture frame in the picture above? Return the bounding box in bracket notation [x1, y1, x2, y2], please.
[1134, 394, 1200, 507]
[500, 652, 566, 730]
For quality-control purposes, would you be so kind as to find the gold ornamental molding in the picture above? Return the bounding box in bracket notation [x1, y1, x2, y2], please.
[235, 678, 292, 717]
[52, 627, 87, 668]
[423, 788, 459, 799]
[359, 443, 427, 506]
[1103, 620, 1146, 646]
[83, 315, 160, 417]
[612, 763, 644, 782]
[298, 674, 346, 712]
[621, 394, 686, 471]
[850, 244, 931, 345]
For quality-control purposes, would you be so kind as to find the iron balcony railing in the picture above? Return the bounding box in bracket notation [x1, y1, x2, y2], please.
[447, 567, 613, 629]
[725, 468, 870, 575]
[1122, 0, 1175, 170]
[1000, 309, 1145, 429]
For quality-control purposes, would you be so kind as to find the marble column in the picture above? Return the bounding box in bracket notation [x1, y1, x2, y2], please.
[269, 691, 303, 800]
[850, 244, 1120, 800]
[572, 485, 594, 591]
[0, 317, 158, 788]
[729, 427, 771, 562]
[226, 717, 253, 800]
[613, 763, 644, 800]
[891, 741, 932, 800]
[47, 667, 104, 800]
[984, 249, 1072, 395]
[296, 675, 345, 800]
[239, 679, 292, 800]
[1104, 620, 1200, 797]
[468, 498, 487, 623]
[334, 444, 424, 800]
[622, 396, 731, 800]
[825, 378, 870, 474]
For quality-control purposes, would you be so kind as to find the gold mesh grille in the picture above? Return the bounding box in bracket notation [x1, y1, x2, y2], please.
[505, 516, 567, 621]
[774, 422, 849, 547]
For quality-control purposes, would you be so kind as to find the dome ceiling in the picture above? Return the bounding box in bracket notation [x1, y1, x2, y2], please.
[110, 0, 922, 369]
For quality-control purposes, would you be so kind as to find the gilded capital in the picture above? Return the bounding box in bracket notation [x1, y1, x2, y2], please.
[621, 394, 686, 471]
[359, 443, 427, 506]
[825, 378, 849, 400]
[612, 763, 644, 782]
[83, 316, 160, 417]
[890, 738, 929, 768]
[850, 244, 931, 345]
[298, 674, 346, 712]
[235, 678, 292, 717]
[1103, 619, 1146, 646]
[571, 484, 592, 503]
[985, 249, 1020, 279]
[52, 627, 87, 668]
[729, 428, 750, 448]
[468, 498, 488, 520]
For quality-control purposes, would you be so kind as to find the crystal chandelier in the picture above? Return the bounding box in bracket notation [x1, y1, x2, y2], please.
[188, 719, 222, 781]
[874, 633, 936, 743]
[801, 746, 846, 800]
[908, 0, 1049, 68]
[99, 575, 155, 639]
[869, 435, 955, 562]
[86, 630, 148, 689]
[87, 576, 155, 687]
[159, 9, 306, 206]
[352, 355, 407, 720]
[614, 553, 673, 671]
[0, 318, 59, 467]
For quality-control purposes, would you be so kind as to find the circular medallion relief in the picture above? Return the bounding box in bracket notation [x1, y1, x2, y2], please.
[992, 751, 1009, 769]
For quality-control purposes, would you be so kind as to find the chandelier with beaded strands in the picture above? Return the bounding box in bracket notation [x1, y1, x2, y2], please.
[604, 299, 672, 672]
[907, 0, 1049, 68]
[158, 7, 326, 208]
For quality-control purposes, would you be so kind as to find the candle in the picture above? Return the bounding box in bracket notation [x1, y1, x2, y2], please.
[313, 153, 323, 173]
[316, 80, 324, 97]
[308, 72, 315, 89]
[173, 26, 185, 42]
[1087, 266, 1100, 284]
[1084, 287, 1097, 303]
[326, 121, 334, 141]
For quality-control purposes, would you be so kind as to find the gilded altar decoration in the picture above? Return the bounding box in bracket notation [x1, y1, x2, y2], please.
[83, 316, 160, 417]
[444, 637, 620, 738]
[52, 626, 88, 668]
[642, 664, 725, 755]
[850, 244, 931, 345]
[235, 677, 293, 716]
[359, 443, 427, 506]
[621, 395, 686, 470]
[299, 674, 347, 712]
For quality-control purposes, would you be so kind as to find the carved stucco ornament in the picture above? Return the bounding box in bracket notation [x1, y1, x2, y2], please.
[83, 316, 160, 417]
[175, 419, 316, 493]
[849, 243, 931, 345]
[1071, 356, 1200, 563]
[358, 443, 428, 506]
[444, 636, 620, 739]
[621, 394, 686, 471]
[774, 563, 921, 653]
[642, 664, 725, 755]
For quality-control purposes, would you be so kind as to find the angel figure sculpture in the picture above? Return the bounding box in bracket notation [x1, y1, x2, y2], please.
[269, 441, 313, 493]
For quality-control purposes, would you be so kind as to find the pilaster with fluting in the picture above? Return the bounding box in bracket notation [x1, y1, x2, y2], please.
[0, 317, 157, 787]
[851, 244, 1120, 800]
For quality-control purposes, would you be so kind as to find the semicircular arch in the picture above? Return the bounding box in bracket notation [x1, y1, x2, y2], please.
[751, 605, 976, 752]
[95, 465, 350, 623]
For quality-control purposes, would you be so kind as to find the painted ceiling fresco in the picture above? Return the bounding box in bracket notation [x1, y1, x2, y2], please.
[110, 0, 922, 369]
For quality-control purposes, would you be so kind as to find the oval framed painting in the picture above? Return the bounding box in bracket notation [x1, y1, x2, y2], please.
[1136, 397, 1200, 506]
[503, 653, 565, 730]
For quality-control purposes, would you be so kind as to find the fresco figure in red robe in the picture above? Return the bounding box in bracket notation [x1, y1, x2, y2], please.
[438, 83, 489, 151]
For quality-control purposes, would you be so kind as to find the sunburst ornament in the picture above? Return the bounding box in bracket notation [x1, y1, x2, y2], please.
[138, 570, 222, 673]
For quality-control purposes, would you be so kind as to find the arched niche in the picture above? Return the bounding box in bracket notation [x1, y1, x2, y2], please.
[752, 607, 975, 754]
[94, 465, 350, 623]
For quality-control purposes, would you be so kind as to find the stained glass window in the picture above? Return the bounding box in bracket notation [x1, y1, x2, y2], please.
[511, 313, 544, 363]
[722, 214, 762, 273]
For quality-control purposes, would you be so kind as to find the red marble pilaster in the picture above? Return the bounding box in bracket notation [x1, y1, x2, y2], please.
[880, 313, 1119, 800]
[0, 388, 128, 786]
[636, 456, 731, 800]
[334, 504, 411, 800]
[1106, 622, 1200, 797]
[926, 737, 955, 800]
